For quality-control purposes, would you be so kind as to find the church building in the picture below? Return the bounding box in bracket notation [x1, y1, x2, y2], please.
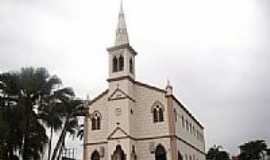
[83, 2, 206, 160]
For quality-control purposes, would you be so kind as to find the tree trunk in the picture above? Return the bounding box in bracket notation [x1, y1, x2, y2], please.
[47, 127, 53, 160]
[57, 135, 66, 160]
[51, 116, 70, 160]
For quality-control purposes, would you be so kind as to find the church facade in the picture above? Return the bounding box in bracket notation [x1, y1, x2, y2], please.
[83, 2, 206, 160]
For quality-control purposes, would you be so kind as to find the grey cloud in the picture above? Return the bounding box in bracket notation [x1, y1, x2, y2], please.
[1, 0, 270, 158]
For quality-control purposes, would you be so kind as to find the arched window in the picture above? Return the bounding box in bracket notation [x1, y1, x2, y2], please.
[152, 102, 164, 123]
[91, 151, 100, 160]
[174, 109, 177, 122]
[155, 145, 166, 160]
[113, 56, 118, 72]
[178, 152, 183, 160]
[91, 111, 101, 130]
[129, 58, 133, 73]
[119, 55, 124, 71]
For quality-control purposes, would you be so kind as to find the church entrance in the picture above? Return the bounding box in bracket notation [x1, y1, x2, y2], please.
[91, 151, 100, 160]
[155, 145, 167, 160]
[112, 145, 126, 160]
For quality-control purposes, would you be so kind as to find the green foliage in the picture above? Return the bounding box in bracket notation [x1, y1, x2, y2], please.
[239, 140, 268, 160]
[207, 145, 230, 160]
[0, 67, 80, 160]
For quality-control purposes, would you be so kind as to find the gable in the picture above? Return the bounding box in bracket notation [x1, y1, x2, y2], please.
[108, 88, 135, 102]
[107, 127, 129, 139]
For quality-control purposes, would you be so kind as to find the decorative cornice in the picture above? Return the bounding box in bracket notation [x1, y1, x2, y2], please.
[107, 43, 138, 55]
[85, 135, 205, 155]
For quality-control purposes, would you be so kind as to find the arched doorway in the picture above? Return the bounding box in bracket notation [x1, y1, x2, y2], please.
[155, 145, 167, 160]
[91, 151, 100, 160]
[112, 145, 126, 160]
[178, 152, 183, 160]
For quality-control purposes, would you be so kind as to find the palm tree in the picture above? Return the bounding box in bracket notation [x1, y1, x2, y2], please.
[51, 98, 84, 160]
[0, 67, 74, 159]
[239, 140, 268, 160]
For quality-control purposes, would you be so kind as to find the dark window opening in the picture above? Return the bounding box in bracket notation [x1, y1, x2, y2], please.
[119, 56, 124, 71]
[113, 56, 118, 72]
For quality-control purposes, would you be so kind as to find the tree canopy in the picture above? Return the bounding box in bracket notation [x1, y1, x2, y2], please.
[0, 67, 84, 160]
[207, 145, 230, 160]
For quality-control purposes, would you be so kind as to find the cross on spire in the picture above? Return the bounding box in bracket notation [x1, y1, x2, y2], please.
[115, 0, 129, 46]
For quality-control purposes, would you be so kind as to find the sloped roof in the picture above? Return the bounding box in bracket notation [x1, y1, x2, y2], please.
[88, 80, 204, 129]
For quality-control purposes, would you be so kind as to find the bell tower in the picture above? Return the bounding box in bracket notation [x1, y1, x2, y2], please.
[107, 0, 137, 82]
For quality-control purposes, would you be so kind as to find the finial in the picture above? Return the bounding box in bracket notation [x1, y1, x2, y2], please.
[115, 0, 129, 46]
[166, 78, 173, 96]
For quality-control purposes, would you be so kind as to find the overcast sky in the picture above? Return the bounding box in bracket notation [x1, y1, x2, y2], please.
[1, 0, 270, 159]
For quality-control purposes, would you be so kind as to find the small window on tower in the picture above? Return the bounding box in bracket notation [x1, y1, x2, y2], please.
[113, 56, 118, 72]
[129, 58, 133, 73]
[119, 55, 124, 71]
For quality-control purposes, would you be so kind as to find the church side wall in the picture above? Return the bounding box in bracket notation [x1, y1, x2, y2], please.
[173, 100, 205, 153]
[133, 84, 170, 138]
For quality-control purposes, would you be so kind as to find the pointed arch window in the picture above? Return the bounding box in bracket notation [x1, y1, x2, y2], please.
[91, 151, 100, 160]
[129, 58, 133, 73]
[151, 102, 164, 123]
[174, 109, 177, 122]
[91, 111, 101, 130]
[113, 56, 118, 72]
[119, 55, 124, 71]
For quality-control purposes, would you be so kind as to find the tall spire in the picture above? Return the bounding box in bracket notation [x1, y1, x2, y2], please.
[115, 0, 129, 46]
